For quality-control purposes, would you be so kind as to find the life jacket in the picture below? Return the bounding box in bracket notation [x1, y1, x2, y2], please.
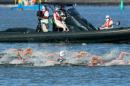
[37, 11, 42, 17]
[41, 9, 49, 19]
[54, 11, 62, 21]
[104, 19, 113, 28]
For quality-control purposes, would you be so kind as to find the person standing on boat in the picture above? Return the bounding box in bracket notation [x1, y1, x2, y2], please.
[53, 7, 69, 32]
[100, 15, 113, 30]
[59, 5, 67, 22]
[40, 6, 49, 32]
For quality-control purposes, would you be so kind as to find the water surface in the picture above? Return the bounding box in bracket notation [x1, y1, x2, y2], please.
[0, 5, 130, 86]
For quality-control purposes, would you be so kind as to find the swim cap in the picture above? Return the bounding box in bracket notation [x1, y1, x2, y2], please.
[106, 15, 110, 19]
[55, 7, 59, 11]
[59, 51, 65, 57]
[42, 6, 45, 11]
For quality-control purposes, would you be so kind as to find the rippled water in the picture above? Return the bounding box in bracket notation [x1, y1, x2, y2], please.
[0, 5, 130, 86]
[0, 66, 130, 86]
[76, 5, 130, 27]
[0, 5, 130, 30]
[0, 43, 130, 55]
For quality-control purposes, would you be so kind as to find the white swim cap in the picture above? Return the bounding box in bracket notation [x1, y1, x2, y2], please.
[42, 6, 45, 11]
[55, 7, 59, 11]
[59, 51, 65, 57]
[106, 15, 110, 19]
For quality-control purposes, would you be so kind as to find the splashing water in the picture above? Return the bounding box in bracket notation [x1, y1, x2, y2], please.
[102, 48, 120, 61]
[0, 46, 129, 67]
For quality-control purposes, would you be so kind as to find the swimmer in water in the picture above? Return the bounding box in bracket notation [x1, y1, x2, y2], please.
[16, 48, 32, 57]
[88, 51, 130, 66]
[88, 56, 103, 66]
[0, 48, 33, 64]
[57, 50, 66, 63]
[14, 48, 33, 63]
[76, 51, 88, 58]
[104, 51, 130, 66]
[41, 51, 64, 66]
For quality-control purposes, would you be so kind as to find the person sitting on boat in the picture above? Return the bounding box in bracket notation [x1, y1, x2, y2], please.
[100, 15, 113, 30]
[40, 6, 49, 32]
[59, 5, 67, 21]
[53, 7, 69, 32]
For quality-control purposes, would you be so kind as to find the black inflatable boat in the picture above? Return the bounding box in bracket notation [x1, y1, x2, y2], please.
[1, 7, 130, 43]
[0, 27, 130, 43]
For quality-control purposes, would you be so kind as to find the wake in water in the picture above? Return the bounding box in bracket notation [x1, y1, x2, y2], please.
[0, 47, 130, 67]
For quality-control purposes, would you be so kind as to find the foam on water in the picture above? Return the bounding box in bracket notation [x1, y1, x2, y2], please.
[102, 48, 120, 61]
[0, 47, 130, 67]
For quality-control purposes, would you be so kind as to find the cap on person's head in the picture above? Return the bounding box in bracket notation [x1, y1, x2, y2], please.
[59, 50, 65, 57]
[55, 7, 59, 11]
[42, 6, 45, 11]
[105, 15, 110, 19]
